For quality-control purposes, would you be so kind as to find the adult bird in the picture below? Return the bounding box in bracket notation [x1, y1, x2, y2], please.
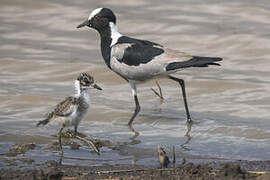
[77, 8, 222, 125]
[37, 73, 102, 154]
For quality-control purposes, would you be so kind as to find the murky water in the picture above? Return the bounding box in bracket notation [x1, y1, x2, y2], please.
[1, 0, 270, 167]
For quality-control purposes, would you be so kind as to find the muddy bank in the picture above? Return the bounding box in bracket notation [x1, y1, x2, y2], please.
[1, 161, 270, 180]
[1, 133, 270, 180]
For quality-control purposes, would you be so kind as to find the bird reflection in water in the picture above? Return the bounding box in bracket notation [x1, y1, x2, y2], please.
[58, 155, 63, 165]
[128, 125, 141, 145]
[180, 122, 193, 151]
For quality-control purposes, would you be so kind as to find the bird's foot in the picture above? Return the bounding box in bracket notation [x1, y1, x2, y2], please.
[187, 118, 200, 125]
[186, 118, 193, 125]
[59, 149, 63, 156]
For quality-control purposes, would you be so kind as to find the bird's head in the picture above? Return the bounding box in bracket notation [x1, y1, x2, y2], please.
[157, 144, 166, 155]
[77, 8, 116, 32]
[76, 72, 102, 90]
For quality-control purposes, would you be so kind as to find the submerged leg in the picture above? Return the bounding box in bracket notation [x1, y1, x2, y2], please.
[151, 81, 164, 100]
[128, 82, 141, 126]
[58, 127, 64, 155]
[156, 81, 163, 99]
[169, 76, 192, 123]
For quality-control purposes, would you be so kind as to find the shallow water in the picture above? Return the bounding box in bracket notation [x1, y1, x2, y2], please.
[0, 0, 270, 167]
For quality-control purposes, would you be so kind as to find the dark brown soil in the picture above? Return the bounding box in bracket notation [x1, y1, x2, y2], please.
[1, 137, 270, 180]
[1, 162, 270, 180]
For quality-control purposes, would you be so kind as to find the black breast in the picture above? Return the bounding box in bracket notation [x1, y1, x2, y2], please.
[99, 28, 113, 69]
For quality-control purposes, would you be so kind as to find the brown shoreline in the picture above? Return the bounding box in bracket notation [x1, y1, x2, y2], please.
[1, 160, 270, 180]
[1, 137, 270, 179]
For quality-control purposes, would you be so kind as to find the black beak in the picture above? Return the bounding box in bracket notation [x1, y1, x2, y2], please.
[77, 19, 90, 28]
[93, 84, 102, 90]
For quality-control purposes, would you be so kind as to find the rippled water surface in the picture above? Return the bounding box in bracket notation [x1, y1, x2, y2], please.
[1, 0, 270, 167]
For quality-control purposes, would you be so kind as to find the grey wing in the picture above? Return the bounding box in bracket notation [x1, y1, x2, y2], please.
[158, 47, 193, 65]
[54, 97, 78, 117]
[110, 44, 193, 80]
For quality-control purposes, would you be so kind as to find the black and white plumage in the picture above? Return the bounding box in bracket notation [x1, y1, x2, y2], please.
[37, 72, 102, 154]
[77, 8, 222, 125]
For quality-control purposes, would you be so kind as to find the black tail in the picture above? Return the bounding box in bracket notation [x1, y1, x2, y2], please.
[36, 112, 53, 127]
[166, 56, 222, 71]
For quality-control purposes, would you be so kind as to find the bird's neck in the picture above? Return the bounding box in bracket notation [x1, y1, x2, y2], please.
[99, 22, 122, 69]
[74, 80, 81, 97]
[74, 80, 90, 106]
[74, 80, 89, 98]
[109, 22, 122, 46]
[80, 89, 90, 104]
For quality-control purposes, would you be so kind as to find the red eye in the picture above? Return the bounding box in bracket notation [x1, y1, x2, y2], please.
[94, 16, 100, 20]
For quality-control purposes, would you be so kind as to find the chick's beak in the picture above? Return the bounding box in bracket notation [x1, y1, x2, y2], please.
[93, 84, 102, 90]
[77, 19, 90, 28]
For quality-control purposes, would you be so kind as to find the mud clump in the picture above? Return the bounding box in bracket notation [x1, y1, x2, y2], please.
[6, 143, 36, 156]
[60, 129, 113, 149]
[218, 163, 248, 179]
[44, 129, 112, 152]
[90, 138, 112, 149]
[55, 129, 86, 138]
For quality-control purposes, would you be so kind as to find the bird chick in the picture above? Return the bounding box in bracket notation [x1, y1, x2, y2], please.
[157, 144, 170, 168]
[37, 72, 102, 155]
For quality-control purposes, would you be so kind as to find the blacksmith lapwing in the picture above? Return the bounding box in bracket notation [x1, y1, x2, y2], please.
[77, 8, 222, 125]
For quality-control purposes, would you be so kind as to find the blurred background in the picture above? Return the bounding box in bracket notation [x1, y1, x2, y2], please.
[0, 0, 270, 167]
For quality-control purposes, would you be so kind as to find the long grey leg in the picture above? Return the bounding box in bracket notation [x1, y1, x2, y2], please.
[169, 76, 192, 123]
[128, 82, 141, 126]
[58, 127, 64, 155]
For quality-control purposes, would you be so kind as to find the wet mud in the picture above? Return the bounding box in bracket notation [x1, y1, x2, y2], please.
[1, 161, 270, 180]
